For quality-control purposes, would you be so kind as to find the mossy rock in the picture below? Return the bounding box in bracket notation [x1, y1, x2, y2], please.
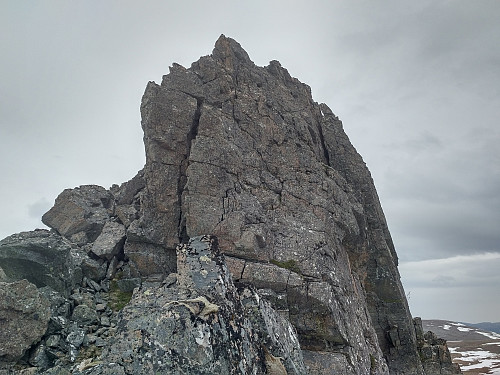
[108, 276, 133, 311]
[270, 259, 301, 274]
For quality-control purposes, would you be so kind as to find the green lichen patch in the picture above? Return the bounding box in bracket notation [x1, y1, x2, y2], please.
[270, 259, 301, 274]
[109, 276, 133, 311]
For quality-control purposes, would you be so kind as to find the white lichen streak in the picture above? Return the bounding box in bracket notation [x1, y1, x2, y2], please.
[163, 296, 219, 320]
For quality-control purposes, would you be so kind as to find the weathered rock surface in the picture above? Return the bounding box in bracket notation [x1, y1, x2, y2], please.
[0, 279, 50, 362]
[135, 34, 417, 373]
[86, 235, 305, 375]
[90, 221, 126, 261]
[0, 230, 83, 296]
[42, 185, 114, 246]
[414, 318, 462, 374]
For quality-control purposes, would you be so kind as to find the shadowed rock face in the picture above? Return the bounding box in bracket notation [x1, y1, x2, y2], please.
[136, 34, 421, 374]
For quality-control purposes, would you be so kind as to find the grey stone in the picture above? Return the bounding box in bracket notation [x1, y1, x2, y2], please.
[45, 335, 61, 348]
[114, 205, 138, 228]
[47, 316, 68, 334]
[87, 235, 305, 374]
[0, 279, 50, 361]
[41, 185, 114, 245]
[123, 236, 176, 277]
[137, 34, 398, 374]
[105, 256, 119, 280]
[115, 278, 141, 293]
[112, 168, 145, 206]
[94, 337, 107, 347]
[71, 304, 99, 326]
[28, 344, 50, 370]
[0, 230, 83, 296]
[42, 366, 71, 375]
[38, 287, 71, 318]
[414, 318, 462, 374]
[86, 278, 101, 292]
[100, 315, 111, 327]
[90, 221, 126, 261]
[66, 325, 85, 348]
[69, 290, 95, 309]
[95, 303, 107, 312]
[80, 257, 107, 282]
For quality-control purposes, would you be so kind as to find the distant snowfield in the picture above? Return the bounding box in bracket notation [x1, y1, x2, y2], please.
[424, 319, 500, 375]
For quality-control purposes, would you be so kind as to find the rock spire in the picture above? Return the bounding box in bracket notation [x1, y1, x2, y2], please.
[0, 35, 461, 375]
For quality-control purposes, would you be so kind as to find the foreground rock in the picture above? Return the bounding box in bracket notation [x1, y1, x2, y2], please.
[0, 279, 50, 362]
[0, 230, 84, 296]
[85, 235, 305, 375]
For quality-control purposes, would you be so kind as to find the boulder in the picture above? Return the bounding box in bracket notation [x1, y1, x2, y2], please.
[0, 279, 50, 362]
[0, 230, 83, 296]
[71, 304, 99, 326]
[90, 221, 126, 261]
[42, 185, 114, 245]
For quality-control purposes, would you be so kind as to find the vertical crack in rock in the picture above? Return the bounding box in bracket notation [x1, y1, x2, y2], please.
[178, 96, 204, 244]
[316, 122, 331, 166]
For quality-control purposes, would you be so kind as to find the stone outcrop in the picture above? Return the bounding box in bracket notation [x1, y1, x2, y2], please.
[0, 35, 461, 374]
[414, 318, 462, 374]
[135, 34, 415, 374]
[86, 235, 305, 375]
[41, 185, 114, 246]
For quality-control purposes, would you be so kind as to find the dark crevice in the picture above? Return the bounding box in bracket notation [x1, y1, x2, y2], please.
[316, 123, 331, 166]
[177, 97, 204, 244]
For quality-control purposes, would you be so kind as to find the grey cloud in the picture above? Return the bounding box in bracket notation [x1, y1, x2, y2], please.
[27, 198, 51, 219]
[400, 253, 500, 321]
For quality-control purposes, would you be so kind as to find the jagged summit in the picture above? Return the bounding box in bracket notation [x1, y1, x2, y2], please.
[0, 37, 461, 374]
[212, 34, 253, 65]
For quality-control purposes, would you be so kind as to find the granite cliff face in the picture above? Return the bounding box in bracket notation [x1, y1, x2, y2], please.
[0, 36, 461, 374]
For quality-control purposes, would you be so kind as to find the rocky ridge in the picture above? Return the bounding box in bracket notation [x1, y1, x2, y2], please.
[0, 36, 460, 374]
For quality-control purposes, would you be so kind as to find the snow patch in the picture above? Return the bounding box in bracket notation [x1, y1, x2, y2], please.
[477, 331, 500, 340]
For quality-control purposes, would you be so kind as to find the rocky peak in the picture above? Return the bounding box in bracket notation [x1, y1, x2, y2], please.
[212, 34, 253, 69]
[137, 35, 417, 373]
[0, 36, 461, 375]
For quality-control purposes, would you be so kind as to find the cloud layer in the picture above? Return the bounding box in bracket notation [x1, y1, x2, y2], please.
[400, 253, 500, 322]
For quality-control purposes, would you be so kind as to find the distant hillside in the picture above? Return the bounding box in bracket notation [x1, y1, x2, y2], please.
[423, 320, 500, 375]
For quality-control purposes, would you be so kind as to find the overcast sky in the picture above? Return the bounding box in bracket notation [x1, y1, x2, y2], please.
[1, 1, 499, 323]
